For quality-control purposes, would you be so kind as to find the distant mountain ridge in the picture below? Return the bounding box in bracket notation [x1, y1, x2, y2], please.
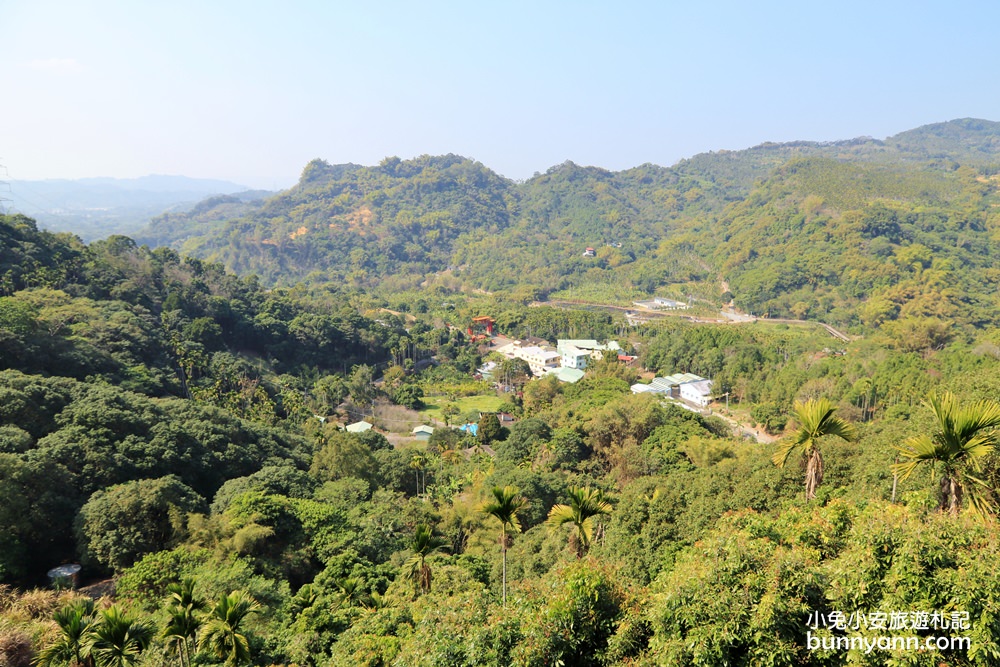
[7, 174, 254, 241]
[36, 174, 250, 193]
[136, 118, 1000, 333]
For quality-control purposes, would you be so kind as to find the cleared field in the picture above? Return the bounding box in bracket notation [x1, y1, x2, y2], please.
[421, 394, 507, 423]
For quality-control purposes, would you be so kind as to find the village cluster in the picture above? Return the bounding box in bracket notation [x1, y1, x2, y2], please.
[480, 335, 714, 406]
[338, 325, 714, 442]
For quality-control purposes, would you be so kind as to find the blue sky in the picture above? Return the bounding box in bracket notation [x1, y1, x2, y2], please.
[2, 0, 998, 188]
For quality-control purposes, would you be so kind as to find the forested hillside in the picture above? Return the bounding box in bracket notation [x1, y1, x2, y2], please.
[139, 119, 1000, 333]
[0, 212, 412, 583]
[6, 120, 1000, 667]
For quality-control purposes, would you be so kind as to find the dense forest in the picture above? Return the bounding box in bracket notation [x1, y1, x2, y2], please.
[137, 119, 1000, 334]
[5, 119, 1000, 666]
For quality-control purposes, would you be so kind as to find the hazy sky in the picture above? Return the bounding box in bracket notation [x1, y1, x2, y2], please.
[3, 0, 998, 189]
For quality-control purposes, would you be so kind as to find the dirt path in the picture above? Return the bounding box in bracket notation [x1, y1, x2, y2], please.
[712, 410, 779, 444]
[665, 399, 777, 444]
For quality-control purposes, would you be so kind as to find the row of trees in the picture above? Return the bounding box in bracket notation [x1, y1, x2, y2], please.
[36, 583, 259, 667]
[777, 392, 1000, 515]
[405, 485, 612, 601]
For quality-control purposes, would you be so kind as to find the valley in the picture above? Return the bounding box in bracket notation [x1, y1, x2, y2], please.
[4, 119, 1000, 666]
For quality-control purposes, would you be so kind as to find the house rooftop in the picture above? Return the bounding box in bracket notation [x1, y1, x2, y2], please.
[657, 373, 705, 386]
[345, 420, 373, 433]
[546, 366, 586, 383]
[558, 339, 621, 352]
[684, 380, 713, 396]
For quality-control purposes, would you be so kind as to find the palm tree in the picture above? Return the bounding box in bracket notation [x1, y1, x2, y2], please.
[81, 606, 153, 667]
[546, 487, 612, 558]
[409, 454, 426, 495]
[162, 579, 204, 667]
[163, 608, 200, 667]
[34, 599, 96, 667]
[403, 523, 450, 595]
[197, 591, 261, 667]
[331, 578, 366, 610]
[772, 398, 857, 500]
[893, 391, 1000, 515]
[166, 578, 203, 611]
[479, 485, 528, 606]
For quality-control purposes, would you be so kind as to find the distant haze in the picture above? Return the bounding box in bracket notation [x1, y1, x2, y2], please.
[3, 1, 1000, 188]
[5, 175, 255, 241]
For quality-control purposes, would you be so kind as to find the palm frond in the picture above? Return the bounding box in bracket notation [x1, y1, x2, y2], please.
[776, 398, 856, 470]
[197, 591, 260, 667]
[480, 486, 527, 533]
[815, 415, 857, 442]
[546, 503, 575, 527]
[546, 487, 611, 556]
[959, 469, 997, 518]
[771, 439, 807, 468]
[83, 605, 154, 667]
[901, 392, 1000, 517]
[893, 435, 946, 472]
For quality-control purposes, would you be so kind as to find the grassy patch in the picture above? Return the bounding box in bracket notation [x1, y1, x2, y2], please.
[421, 394, 507, 423]
[548, 281, 645, 305]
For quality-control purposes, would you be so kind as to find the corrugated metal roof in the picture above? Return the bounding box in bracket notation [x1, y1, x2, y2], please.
[682, 380, 713, 396]
[546, 367, 586, 383]
[346, 420, 373, 433]
[658, 373, 705, 385]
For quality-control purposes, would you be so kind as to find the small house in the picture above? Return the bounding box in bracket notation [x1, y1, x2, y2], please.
[680, 379, 713, 407]
[412, 425, 434, 441]
[345, 420, 373, 433]
[652, 296, 689, 310]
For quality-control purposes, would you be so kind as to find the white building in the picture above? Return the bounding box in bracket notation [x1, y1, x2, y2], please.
[556, 339, 622, 369]
[559, 343, 591, 369]
[653, 297, 689, 310]
[345, 420, 373, 433]
[496, 341, 561, 376]
[632, 372, 713, 407]
[680, 379, 713, 407]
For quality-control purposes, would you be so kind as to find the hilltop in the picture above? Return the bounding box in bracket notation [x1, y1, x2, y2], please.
[130, 119, 1000, 340]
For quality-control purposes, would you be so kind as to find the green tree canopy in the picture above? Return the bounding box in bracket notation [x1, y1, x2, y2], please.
[75, 475, 207, 571]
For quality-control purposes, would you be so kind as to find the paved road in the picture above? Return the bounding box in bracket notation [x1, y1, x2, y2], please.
[533, 299, 856, 343]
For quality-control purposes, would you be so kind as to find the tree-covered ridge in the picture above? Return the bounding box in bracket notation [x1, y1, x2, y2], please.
[134, 190, 270, 250]
[10, 122, 1000, 665]
[0, 214, 405, 395]
[711, 158, 1000, 334]
[154, 154, 516, 288]
[886, 117, 1000, 163]
[135, 119, 1000, 327]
